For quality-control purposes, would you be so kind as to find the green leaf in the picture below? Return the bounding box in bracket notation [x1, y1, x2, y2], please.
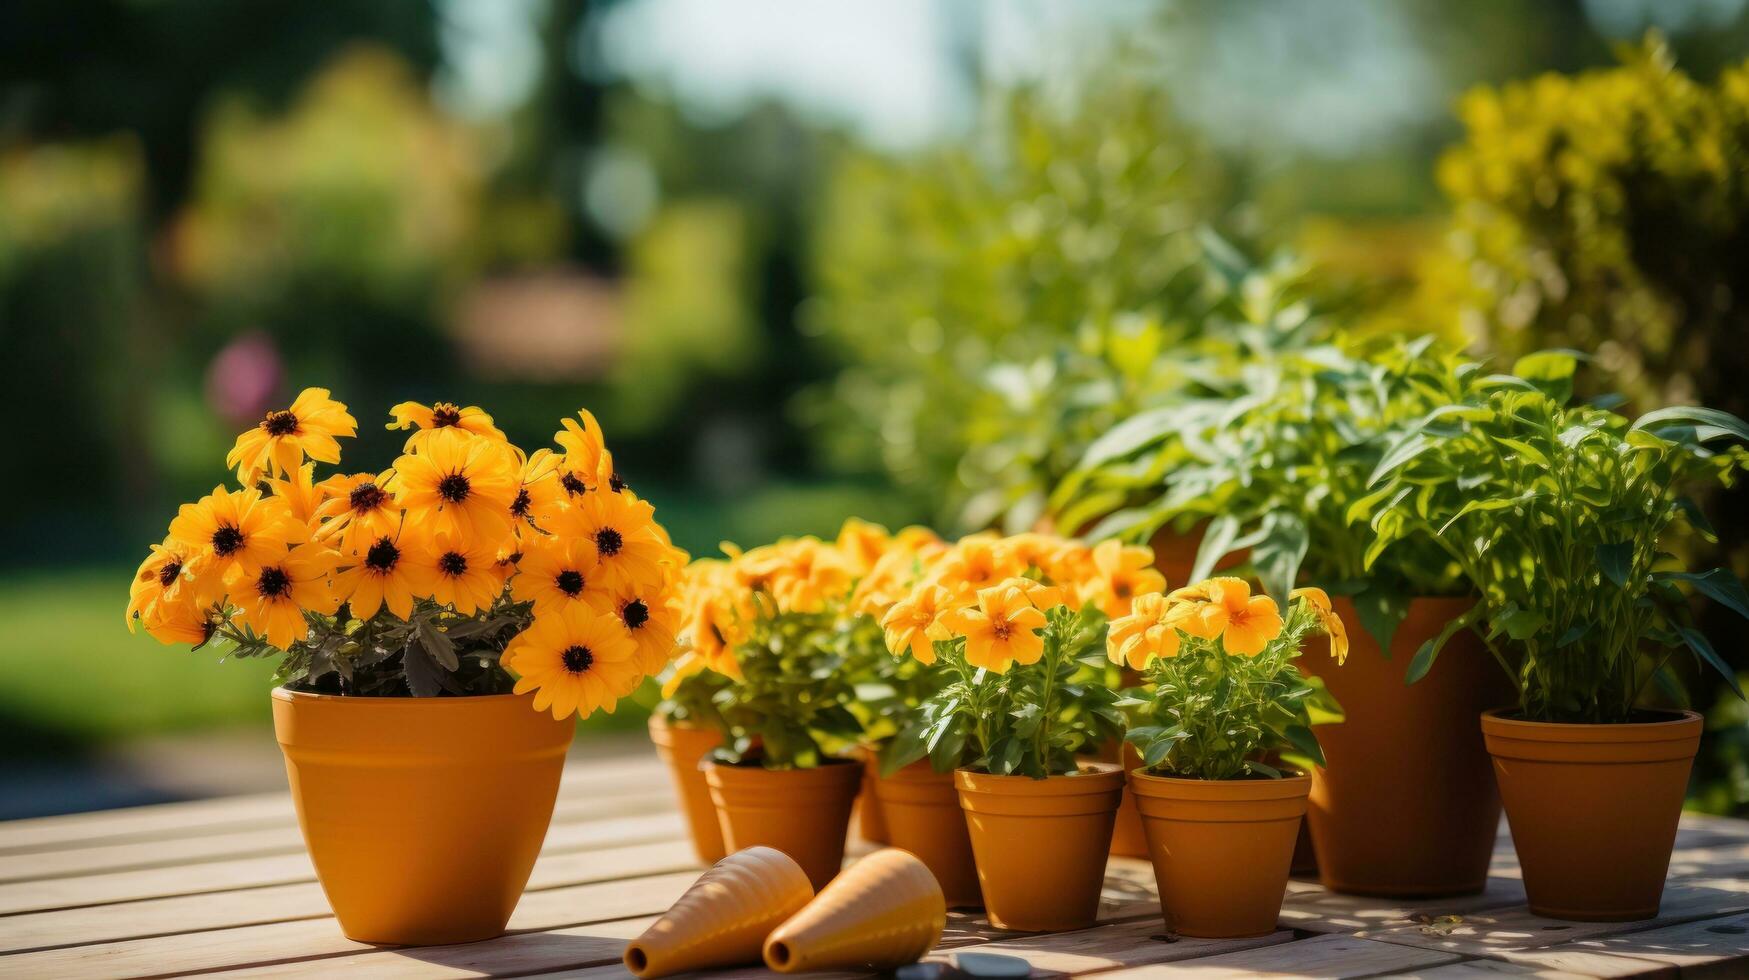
[1512, 350, 1581, 402]
[1368, 433, 1431, 486]
[1405, 603, 1481, 685]
[1251, 511, 1309, 607]
[1495, 437, 1551, 468]
[1497, 608, 1548, 640]
[1281, 724, 1325, 768]
[402, 643, 444, 698]
[1350, 586, 1410, 658]
[1596, 542, 1634, 588]
[1679, 628, 1744, 699]
[1633, 406, 1749, 444]
[1658, 569, 1749, 622]
[1190, 514, 1243, 584]
[1077, 407, 1185, 468]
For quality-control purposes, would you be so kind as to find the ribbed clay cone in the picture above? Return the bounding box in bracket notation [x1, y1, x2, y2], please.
[624, 846, 814, 978]
[763, 848, 945, 974]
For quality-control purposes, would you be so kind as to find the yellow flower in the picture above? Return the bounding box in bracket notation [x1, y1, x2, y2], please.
[404, 532, 505, 616]
[1198, 578, 1284, 656]
[511, 535, 613, 617]
[142, 599, 223, 646]
[331, 532, 422, 621]
[226, 387, 357, 486]
[386, 401, 506, 452]
[941, 582, 1048, 673]
[737, 537, 853, 613]
[169, 486, 305, 588]
[1105, 592, 1189, 669]
[1292, 586, 1349, 665]
[881, 583, 960, 664]
[509, 449, 565, 534]
[835, 517, 892, 577]
[313, 470, 402, 556]
[679, 558, 748, 679]
[227, 545, 344, 650]
[1083, 540, 1165, 618]
[126, 538, 203, 635]
[927, 535, 1023, 596]
[604, 584, 681, 676]
[265, 462, 328, 526]
[555, 489, 678, 593]
[553, 409, 610, 489]
[392, 427, 520, 548]
[505, 603, 641, 719]
[997, 575, 1068, 613]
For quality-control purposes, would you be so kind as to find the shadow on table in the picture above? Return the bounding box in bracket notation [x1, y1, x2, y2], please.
[381, 928, 634, 975]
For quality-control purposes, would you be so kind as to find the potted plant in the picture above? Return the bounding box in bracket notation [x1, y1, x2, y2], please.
[125, 392, 684, 945]
[677, 535, 871, 890]
[1063, 335, 1513, 897]
[882, 532, 1131, 931]
[649, 651, 733, 865]
[1113, 576, 1345, 937]
[1367, 351, 1749, 920]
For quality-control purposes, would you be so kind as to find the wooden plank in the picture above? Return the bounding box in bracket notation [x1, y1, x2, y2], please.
[1091, 933, 1462, 978]
[1278, 875, 1528, 936]
[934, 922, 1292, 977]
[204, 919, 660, 979]
[1404, 958, 1667, 978]
[1497, 910, 1749, 979]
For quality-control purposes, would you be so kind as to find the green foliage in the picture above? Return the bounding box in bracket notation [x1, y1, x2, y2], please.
[902, 604, 1123, 779]
[655, 662, 731, 730]
[708, 598, 867, 770]
[1125, 596, 1337, 781]
[1367, 352, 1749, 723]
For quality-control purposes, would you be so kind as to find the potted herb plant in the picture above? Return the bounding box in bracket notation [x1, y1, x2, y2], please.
[1367, 351, 1749, 920]
[1113, 577, 1346, 937]
[126, 392, 684, 945]
[883, 532, 1130, 932]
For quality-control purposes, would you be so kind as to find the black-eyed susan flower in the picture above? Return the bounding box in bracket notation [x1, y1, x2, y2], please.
[126, 538, 203, 633]
[169, 486, 306, 587]
[227, 544, 344, 650]
[226, 388, 357, 486]
[392, 428, 519, 548]
[386, 400, 507, 452]
[503, 602, 641, 719]
[553, 408, 609, 484]
[331, 533, 422, 621]
[142, 597, 225, 646]
[265, 462, 328, 526]
[404, 532, 504, 616]
[510, 449, 565, 534]
[511, 535, 613, 616]
[604, 583, 680, 676]
[314, 470, 402, 556]
[552, 488, 674, 592]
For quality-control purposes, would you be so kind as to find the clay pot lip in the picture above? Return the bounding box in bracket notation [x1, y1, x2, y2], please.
[1481, 707, 1703, 743]
[1127, 768, 1312, 801]
[272, 686, 533, 707]
[702, 757, 865, 785]
[953, 762, 1123, 795]
[878, 759, 957, 783]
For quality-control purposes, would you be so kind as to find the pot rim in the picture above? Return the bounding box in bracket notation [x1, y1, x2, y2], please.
[954, 761, 1123, 795]
[1481, 706, 1703, 742]
[702, 757, 863, 782]
[271, 686, 533, 707]
[1127, 768, 1311, 801]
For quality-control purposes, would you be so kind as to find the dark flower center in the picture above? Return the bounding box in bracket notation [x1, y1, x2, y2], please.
[556, 569, 584, 596]
[609, 472, 626, 493]
[560, 472, 587, 497]
[258, 566, 291, 599]
[350, 482, 387, 511]
[158, 560, 183, 587]
[561, 645, 594, 674]
[431, 403, 463, 427]
[992, 621, 1013, 641]
[438, 474, 471, 503]
[1115, 582, 1131, 598]
[211, 525, 244, 557]
[262, 410, 299, 437]
[510, 488, 532, 517]
[365, 537, 400, 572]
[622, 599, 650, 630]
[595, 527, 624, 557]
[439, 552, 468, 576]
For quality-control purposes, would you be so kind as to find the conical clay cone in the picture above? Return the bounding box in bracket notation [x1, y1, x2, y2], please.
[763, 848, 945, 974]
[624, 846, 814, 978]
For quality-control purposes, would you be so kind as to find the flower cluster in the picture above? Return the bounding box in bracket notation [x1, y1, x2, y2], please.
[1107, 579, 1349, 669]
[126, 389, 685, 719]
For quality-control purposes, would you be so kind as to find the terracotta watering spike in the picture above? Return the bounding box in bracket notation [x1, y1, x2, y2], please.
[623, 846, 814, 978]
[763, 848, 946, 974]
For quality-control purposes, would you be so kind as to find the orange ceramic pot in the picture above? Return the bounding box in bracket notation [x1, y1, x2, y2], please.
[1129, 770, 1309, 938]
[955, 764, 1124, 932]
[1108, 741, 1149, 858]
[647, 715, 726, 865]
[870, 760, 981, 907]
[1299, 596, 1511, 897]
[1483, 709, 1702, 921]
[856, 748, 891, 845]
[271, 688, 571, 945]
[705, 760, 862, 891]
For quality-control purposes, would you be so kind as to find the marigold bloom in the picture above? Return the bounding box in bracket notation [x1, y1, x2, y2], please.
[504, 602, 641, 719]
[387, 400, 506, 452]
[392, 427, 520, 548]
[881, 583, 958, 664]
[226, 387, 357, 486]
[226, 545, 344, 650]
[404, 533, 504, 616]
[1292, 586, 1349, 665]
[1083, 540, 1165, 618]
[1200, 578, 1284, 655]
[313, 470, 402, 556]
[331, 533, 421, 621]
[169, 486, 305, 586]
[941, 582, 1048, 672]
[511, 535, 613, 617]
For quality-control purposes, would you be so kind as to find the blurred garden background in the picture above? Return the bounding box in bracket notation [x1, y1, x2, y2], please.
[7, 0, 1749, 817]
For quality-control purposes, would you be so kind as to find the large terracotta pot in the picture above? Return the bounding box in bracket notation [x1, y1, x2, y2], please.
[1483, 709, 1702, 921]
[1147, 523, 1248, 591]
[704, 760, 861, 891]
[647, 715, 726, 865]
[1129, 770, 1309, 938]
[1299, 596, 1511, 897]
[272, 688, 571, 944]
[955, 764, 1124, 932]
[855, 747, 890, 845]
[869, 760, 981, 907]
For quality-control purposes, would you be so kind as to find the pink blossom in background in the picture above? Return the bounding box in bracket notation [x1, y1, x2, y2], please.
[205, 331, 284, 425]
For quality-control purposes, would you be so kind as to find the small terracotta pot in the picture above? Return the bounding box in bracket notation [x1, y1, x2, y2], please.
[856, 747, 891, 845]
[647, 715, 726, 865]
[705, 760, 862, 891]
[870, 760, 982, 907]
[1483, 708, 1702, 921]
[1300, 596, 1511, 897]
[624, 846, 814, 978]
[955, 764, 1124, 932]
[1108, 740, 1149, 858]
[272, 688, 571, 944]
[1131, 769, 1307, 938]
[764, 848, 946, 973]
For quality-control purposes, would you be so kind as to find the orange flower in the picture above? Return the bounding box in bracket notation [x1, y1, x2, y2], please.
[511, 535, 613, 617]
[1199, 578, 1283, 655]
[226, 545, 344, 650]
[509, 449, 565, 534]
[403, 532, 504, 616]
[835, 518, 892, 577]
[387, 401, 506, 452]
[553, 488, 674, 592]
[604, 584, 681, 676]
[313, 470, 402, 556]
[169, 485, 306, 587]
[680, 559, 749, 679]
[127, 538, 204, 637]
[553, 409, 610, 488]
[331, 532, 421, 621]
[881, 583, 959, 664]
[226, 388, 357, 486]
[392, 427, 520, 548]
[265, 462, 328, 526]
[1082, 540, 1165, 618]
[927, 535, 1022, 596]
[994, 575, 1068, 613]
[503, 602, 642, 719]
[1104, 593, 1200, 669]
[941, 582, 1048, 672]
[1292, 587, 1349, 665]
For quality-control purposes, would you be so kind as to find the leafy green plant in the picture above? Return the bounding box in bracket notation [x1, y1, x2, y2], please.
[707, 597, 866, 769]
[653, 655, 731, 730]
[1366, 351, 1749, 723]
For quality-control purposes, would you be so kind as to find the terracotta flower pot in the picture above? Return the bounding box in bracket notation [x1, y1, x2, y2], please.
[624, 846, 814, 978]
[856, 747, 891, 845]
[1298, 596, 1512, 897]
[764, 848, 946, 973]
[647, 715, 727, 866]
[705, 759, 862, 891]
[271, 688, 571, 944]
[955, 764, 1124, 932]
[1482, 708, 1703, 921]
[1147, 523, 1248, 591]
[1129, 770, 1309, 938]
[869, 760, 982, 907]
[1108, 740, 1150, 858]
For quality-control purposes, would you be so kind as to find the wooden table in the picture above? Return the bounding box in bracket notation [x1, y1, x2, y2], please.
[3, 751, 1748, 979]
